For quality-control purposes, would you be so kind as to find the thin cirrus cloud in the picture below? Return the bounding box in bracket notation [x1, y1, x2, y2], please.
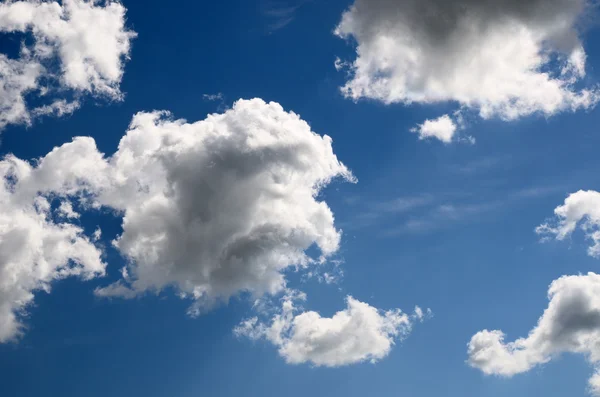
[334, 0, 599, 143]
[343, 185, 565, 236]
[235, 291, 430, 367]
[468, 272, 600, 396]
[261, 0, 310, 32]
[0, 0, 136, 130]
[0, 98, 358, 342]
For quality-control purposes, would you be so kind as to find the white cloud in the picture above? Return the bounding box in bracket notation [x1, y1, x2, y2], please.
[0, 98, 355, 342]
[0, 145, 106, 342]
[411, 114, 457, 143]
[0, 99, 354, 329]
[93, 99, 354, 314]
[202, 93, 224, 101]
[335, 0, 598, 136]
[0, 97, 434, 365]
[537, 190, 600, 257]
[56, 200, 79, 218]
[468, 272, 600, 395]
[31, 99, 80, 118]
[235, 292, 428, 366]
[0, 0, 136, 130]
[0, 54, 43, 128]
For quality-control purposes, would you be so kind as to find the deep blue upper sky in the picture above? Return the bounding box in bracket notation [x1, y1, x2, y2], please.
[2, 0, 600, 396]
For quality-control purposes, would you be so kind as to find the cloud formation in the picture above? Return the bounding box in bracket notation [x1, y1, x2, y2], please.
[411, 114, 458, 143]
[0, 140, 107, 342]
[335, 0, 598, 137]
[3, 97, 431, 366]
[468, 272, 600, 395]
[0, 0, 136, 130]
[235, 292, 428, 366]
[537, 190, 600, 257]
[93, 99, 354, 313]
[0, 99, 354, 339]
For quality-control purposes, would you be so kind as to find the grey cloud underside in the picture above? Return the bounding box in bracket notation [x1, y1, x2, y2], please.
[336, 0, 598, 142]
[348, 0, 585, 48]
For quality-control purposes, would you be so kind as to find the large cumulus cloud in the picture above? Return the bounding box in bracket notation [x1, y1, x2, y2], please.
[92, 99, 355, 313]
[335, 0, 598, 142]
[0, 98, 355, 341]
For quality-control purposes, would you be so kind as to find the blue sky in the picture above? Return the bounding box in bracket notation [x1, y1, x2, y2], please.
[3, 0, 600, 396]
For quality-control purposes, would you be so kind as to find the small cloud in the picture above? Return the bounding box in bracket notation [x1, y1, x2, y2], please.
[92, 227, 102, 242]
[235, 293, 428, 366]
[411, 114, 457, 143]
[56, 200, 80, 219]
[202, 93, 228, 111]
[202, 93, 224, 102]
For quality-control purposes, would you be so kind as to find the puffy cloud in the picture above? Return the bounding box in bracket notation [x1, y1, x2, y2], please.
[235, 292, 428, 366]
[0, 99, 354, 335]
[0, 144, 106, 342]
[57, 200, 79, 218]
[468, 272, 600, 395]
[0, 54, 43, 128]
[0, 98, 356, 343]
[1, 97, 432, 366]
[536, 190, 600, 257]
[0, 0, 136, 129]
[93, 99, 354, 313]
[335, 0, 598, 136]
[411, 114, 457, 143]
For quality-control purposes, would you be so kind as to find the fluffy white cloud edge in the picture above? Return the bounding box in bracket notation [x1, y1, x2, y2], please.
[537, 190, 600, 257]
[468, 272, 600, 395]
[0, 98, 356, 342]
[411, 114, 458, 143]
[0, 0, 136, 129]
[235, 291, 430, 366]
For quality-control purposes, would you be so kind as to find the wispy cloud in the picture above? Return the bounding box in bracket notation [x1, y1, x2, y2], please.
[261, 0, 311, 32]
[342, 194, 434, 229]
[449, 154, 514, 175]
[385, 201, 503, 236]
[203, 93, 224, 102]
[344, 185, 567, 237]
[202, 92, 228, 111]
